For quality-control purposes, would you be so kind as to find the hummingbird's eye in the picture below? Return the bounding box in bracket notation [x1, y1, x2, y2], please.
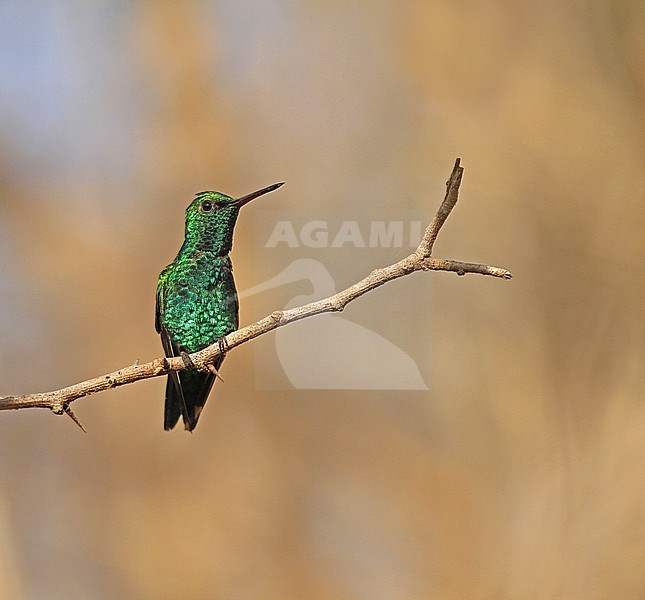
[200, 200, 213, 213]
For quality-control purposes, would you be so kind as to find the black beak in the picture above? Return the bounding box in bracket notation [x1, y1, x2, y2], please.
[232, 182, 285, 208]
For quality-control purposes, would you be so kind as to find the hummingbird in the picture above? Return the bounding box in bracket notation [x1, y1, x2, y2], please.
[155, 182, 284, 431]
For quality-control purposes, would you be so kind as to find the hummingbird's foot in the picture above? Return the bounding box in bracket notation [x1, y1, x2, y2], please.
[204, 337, 229, 381]
[180, 351, 196, 370]
[218, 337, 229, 357]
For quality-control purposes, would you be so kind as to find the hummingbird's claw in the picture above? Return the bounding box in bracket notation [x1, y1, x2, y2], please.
[204, 338, 229, 381]
[180, 351, 196, 370]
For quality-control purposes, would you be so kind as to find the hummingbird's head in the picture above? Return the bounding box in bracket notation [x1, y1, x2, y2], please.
[184, 182, 284, 255]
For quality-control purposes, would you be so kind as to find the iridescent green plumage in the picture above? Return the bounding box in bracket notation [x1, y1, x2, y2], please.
[156, 183, 284, 431]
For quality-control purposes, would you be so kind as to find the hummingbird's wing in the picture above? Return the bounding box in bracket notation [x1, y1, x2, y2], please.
[155, 265, 172, 335]
[156, 269, 195, 430]
[156, 272, 217, 431]
[159, 327, 193, 430]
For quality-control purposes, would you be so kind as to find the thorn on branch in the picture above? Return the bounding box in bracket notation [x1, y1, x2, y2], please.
[207, 363, 225, 382]
[64, 404, 87, 432]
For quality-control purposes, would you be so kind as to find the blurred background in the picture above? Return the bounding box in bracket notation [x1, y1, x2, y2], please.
[0, 1, 643, 598]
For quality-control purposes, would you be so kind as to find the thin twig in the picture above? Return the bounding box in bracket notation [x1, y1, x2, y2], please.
[0, 158, 511, 418]
[419, 157, 463, 256]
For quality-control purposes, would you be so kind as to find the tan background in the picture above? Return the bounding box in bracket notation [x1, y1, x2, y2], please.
[0, 2, 643, 598]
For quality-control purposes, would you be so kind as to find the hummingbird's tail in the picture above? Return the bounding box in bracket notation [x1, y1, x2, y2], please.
[163, 375, 183, 430]
[164, 360, 220, 431]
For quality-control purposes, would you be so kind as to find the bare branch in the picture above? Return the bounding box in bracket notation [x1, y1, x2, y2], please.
[0, 159, 512, 419]
[418, 157, 463, 257]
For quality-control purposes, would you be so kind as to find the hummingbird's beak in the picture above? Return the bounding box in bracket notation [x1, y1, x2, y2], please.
[232, 182, 285, 208]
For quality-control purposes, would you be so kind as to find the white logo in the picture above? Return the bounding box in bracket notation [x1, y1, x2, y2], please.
[241, 259, 428, 390]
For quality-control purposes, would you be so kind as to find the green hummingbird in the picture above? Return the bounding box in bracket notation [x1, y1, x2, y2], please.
[156, 182, 284, 431]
